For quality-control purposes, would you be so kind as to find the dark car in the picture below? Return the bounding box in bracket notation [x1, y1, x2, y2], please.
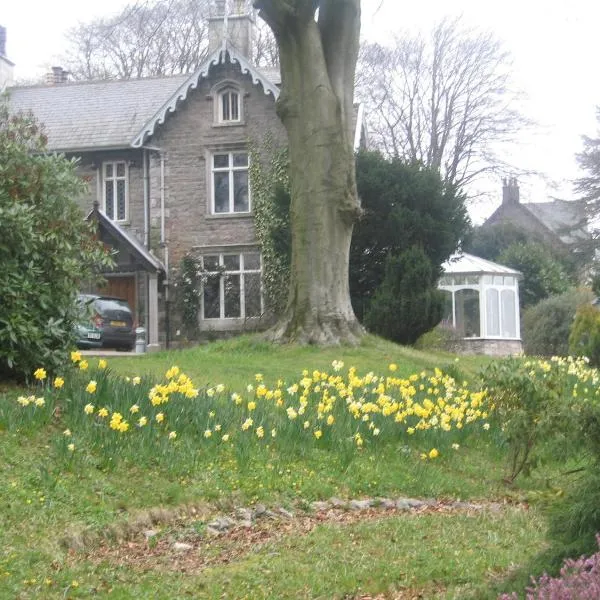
[76, 295, 136, 351]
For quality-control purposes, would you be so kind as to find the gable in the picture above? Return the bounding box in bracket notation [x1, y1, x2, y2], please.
[131, 48, 280, 148]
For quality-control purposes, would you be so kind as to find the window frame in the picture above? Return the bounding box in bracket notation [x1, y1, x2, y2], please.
[201, 252, 262, 321]
[102, 160, 129, 222]
[218, 88, 241, 123]
[210, 151, 251, 215]
[212, 82, 244, 125]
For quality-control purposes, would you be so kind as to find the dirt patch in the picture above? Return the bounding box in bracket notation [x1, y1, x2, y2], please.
[79, 501, 513, 574]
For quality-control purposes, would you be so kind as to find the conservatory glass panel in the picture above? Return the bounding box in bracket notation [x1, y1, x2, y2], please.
[486, 288, 500, 336]
[455, 289, 480, 337]
[501, 289, 517, 338]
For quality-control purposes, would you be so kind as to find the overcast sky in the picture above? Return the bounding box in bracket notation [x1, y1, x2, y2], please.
[3, 0, 600, 222]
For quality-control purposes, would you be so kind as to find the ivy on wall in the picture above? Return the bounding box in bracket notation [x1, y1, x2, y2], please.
[248, 134, 291, 318]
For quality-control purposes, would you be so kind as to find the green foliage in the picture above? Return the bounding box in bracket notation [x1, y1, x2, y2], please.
[498, 242, 572, 308]
[466, 222, 531, 261]
[0, 102, 112, 380]
[414, 323, 463, 352]
[523, 288, 593, 357]
[569, 304, 600, 366]
[351, 151, 470, 321]
[482, 357, 583, 483]
[248, 137, 291, 317]
[175, 254, 202, 341]
[364, 247, 445, 345]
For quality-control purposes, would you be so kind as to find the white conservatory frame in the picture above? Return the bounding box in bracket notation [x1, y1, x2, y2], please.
[439, 253, 522, 341]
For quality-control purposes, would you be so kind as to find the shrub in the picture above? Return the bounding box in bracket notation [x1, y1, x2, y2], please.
[522, 288, 593, 357]
[364, 247, 444, 345]
[498, 242, 572, 308]
[569, 304, 600, 366]
[481, 356, 590, 483]
[414, 323, 463, 352]
[0, 102, 111, 380]
[499, 536, 600, 599]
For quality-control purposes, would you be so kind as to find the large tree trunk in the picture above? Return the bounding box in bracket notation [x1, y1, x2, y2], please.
[255, 0, 364, 344]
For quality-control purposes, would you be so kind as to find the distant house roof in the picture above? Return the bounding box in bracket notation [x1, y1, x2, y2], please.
[524, 199, 588, 245]
[442, 253, 522, 277]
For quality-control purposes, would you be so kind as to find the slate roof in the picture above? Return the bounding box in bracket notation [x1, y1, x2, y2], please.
[524, 199, 588, 245]
[9, 75, 188, 151]
[442, 253, 522, 277]
[7, 48, 366, 152]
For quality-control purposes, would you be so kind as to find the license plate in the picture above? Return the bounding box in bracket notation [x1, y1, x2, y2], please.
[87, 332, 101, 340]
[110, 320, 127, 327]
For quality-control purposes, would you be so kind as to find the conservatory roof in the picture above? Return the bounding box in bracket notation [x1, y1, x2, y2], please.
[442, 253, 521, 277]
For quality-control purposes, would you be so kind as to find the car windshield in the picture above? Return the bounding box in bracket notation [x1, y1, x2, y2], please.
[95, 298, 131, 313]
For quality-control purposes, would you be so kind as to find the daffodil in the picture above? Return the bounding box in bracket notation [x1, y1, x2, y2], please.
[84, 404, 94, 415]
[132, 376, 141, 385]
[33, 368, 47, 381]
[98, 359, 107, 369]
[70, 351, 82, 363]
[98, 407, 109, 418]
[169, 431, 177, 440]
[79, 360, 89, 371]
[35, 397, 45, 407]
[156, 413, 164, 423]
[85, 380, 97, 394]
[138, 416, 148, 427]
[53, 377, 64, 389]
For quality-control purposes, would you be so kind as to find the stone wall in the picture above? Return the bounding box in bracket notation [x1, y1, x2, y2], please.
[455, 338, 523, 357]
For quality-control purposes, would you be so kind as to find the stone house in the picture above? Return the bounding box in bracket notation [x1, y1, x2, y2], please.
[483, 178, 589, 256]
[6, 7, 366, 349]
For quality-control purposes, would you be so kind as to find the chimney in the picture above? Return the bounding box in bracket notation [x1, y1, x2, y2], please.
[0, 25, 15, 90]
[208, 0, 255, 58]
[45, 66, 70, 85]
[502, 177, 520, 205]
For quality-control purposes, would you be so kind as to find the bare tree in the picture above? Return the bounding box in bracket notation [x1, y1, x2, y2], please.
[254, 0, 363, 344]
[63, 0, 212, 79]
[253, 18, 279, 67]
[356, 18, 525, 189]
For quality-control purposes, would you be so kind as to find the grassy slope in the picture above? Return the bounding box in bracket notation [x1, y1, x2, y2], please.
[107, 334, 492, 389]
[0, 336, 541, 599]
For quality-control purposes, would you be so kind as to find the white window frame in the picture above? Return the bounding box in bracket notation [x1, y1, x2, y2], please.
[210, 151, 251, 215]
[217, 87, 241, 123]
[102, 161, 129, 222]
[201, 252, 262, 320]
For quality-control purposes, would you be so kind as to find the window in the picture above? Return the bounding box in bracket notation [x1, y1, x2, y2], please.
[455, 289, 480, 337]
[103, 161, 128, 221]
[218, 88, 240, 123]
[211, 152, 250, 214]
[202, 252, 262, 320]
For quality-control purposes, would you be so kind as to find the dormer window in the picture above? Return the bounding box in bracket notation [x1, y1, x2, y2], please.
[213, 83, 243, 124]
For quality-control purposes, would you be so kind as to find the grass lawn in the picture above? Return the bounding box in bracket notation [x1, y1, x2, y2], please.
[0, 336, 552, 599]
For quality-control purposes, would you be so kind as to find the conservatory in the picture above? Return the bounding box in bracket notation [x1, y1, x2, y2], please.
[439, 253, 522, 356]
